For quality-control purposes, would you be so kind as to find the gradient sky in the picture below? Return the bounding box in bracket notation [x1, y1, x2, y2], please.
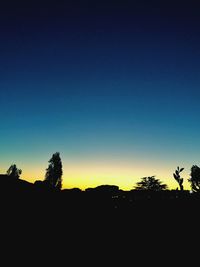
[1, 0, 200, 190]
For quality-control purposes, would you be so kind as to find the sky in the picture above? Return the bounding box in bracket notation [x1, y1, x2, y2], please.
[1, 0, 200, 190]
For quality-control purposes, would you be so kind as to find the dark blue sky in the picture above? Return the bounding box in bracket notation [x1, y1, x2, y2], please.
[1, 0, 200, 189]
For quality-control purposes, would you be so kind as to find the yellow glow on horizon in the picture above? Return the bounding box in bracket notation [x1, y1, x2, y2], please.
[1, 161, 191, 191]
[62, 165, 191, 190]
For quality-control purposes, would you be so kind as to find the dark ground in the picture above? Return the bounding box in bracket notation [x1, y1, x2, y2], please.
[0, 178, 197, 264]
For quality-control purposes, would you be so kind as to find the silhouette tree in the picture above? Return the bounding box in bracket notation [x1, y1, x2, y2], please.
[7, 164, 22, 179]
[188, 165, 200, 192]
[134, 176, 168, 191]
[44, 152, 63, 190]
[173, 166, 184, 190]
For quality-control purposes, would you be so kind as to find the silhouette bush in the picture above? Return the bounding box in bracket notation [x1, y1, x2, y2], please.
[134, 176, 168, 191]
[7, 164, 22, 179]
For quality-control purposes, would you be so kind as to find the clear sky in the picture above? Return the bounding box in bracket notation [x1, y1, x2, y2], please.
[1, 0, 200, 190]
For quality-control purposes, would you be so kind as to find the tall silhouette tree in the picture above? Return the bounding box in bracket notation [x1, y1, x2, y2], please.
[173, 166, 184, 190]
[7, 164, 22, 179]
[134, 176, 168, 191]
[188, 165, 200, 192]
[44, 152, 63, 190]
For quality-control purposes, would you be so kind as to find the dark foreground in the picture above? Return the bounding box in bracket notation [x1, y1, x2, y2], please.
[0, 178, 198, 264]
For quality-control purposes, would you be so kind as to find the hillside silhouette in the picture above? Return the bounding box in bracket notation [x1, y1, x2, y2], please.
[1, 154, 200, 242]
[1, 173, 199, 218]
[0, 170, 197, 265]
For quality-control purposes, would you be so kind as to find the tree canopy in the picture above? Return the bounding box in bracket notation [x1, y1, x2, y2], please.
[188, 165, 200, 192]
[134, 176, 168, 191]
[44, 152, 63, 190]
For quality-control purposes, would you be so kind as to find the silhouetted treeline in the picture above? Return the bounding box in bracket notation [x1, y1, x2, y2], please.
[1, 174, 199, 216]
[0, 172, 198, 264]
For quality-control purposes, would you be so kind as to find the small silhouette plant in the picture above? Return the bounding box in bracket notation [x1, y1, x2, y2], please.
[173, 166, 184, 190]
